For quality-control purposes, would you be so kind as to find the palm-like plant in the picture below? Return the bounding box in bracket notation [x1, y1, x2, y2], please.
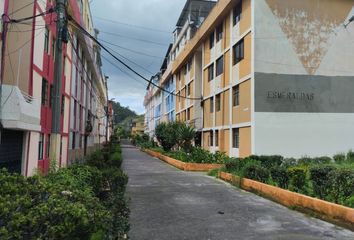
[177, 123, 196, 153]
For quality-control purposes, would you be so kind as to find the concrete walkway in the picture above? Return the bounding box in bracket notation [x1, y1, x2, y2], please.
[121, 143, 354, 240]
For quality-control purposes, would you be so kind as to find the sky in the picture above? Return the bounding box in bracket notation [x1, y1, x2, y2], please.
[90, 0, 187, 114]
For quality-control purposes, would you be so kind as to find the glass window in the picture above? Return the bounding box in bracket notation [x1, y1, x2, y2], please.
[215, 130, 219, 147]
[216, 56, 224, 76]
[233, 39, 244, 65]
[187, 83, 191, 96]
[209, 32, 215, 49]
[216, 23, 223, 42]
[41, 79, 48, 106]
[210, 97, 214, 113]
[232, 128, 240, 148]
[47, 134, 51, 158]
[38, 133, 44, 160]
[208, 64, 214, 82]
[233, 85, 240, 106]
[233, 1, 242, 25]
[44, 27, 49, 53]
[216, 94, 221, 111]
[209, 131, 214, 146]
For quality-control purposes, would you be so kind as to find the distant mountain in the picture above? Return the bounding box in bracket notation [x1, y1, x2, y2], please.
[112, 101, 138, 125]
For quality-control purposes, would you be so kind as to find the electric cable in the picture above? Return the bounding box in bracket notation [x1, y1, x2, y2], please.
[68, 16, 203, 101]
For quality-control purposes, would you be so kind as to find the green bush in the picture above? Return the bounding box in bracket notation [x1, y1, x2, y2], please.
[165, 150, 189, 162]
[270, 167, 289, 189]
[333, 153, 346, 164]
[328, 168, 354, 205]
[187, 147, 212, 163]
[224, 158, 242, 172]
[281, 158, 297, 168]
[309, 165, 336, 200]
[155, 122, 178, 151]
[249, 155, 283, 169]
[287, 167, 308, 194]
[102, 168, 128, 196]
[109, 152, 123, 168]
[346, 150, 354, 163]
[0, 169, 110, 240]
[241, 162, 270, 183]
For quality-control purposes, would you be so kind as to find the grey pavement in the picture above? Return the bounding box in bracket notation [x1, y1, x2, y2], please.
[121, 142, 354, 240]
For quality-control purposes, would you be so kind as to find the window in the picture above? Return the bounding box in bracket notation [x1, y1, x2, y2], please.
[216, 23, 223, 42]
[187, 108, 190, 120]
[233, 39, 244, 65]
[216, 94, 221, 111]
[233, 1, 242, 25]
[41, 79, 48, 106]
[44, 27, 49, 53]
[61, 95, 65, 114]
[209, 32, 215, 49]
[216, 56, 224, 76]
[209, 131, 214, 146]
[47, 134, 51, 158]
[232, 128, 240, 148]
[38, 133, 44, 160]
[208, 64, 214, 81]
[49, 85, 54, 108]
[233, 85, 240, 106]
[210, 97, 214, 113]
[187, 83, 191, 96]
[52, 37, 56, 59]
[215, 130, 219, 147]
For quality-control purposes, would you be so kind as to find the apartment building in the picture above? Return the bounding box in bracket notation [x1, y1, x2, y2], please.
[146, 0, 354, 158]
[0, 0, 110, 176]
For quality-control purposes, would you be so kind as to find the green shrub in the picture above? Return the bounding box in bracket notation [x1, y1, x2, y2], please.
[281, 158, 297, 168]
[309, 165, 336, 200]
[155, 122, 178, 151]
[102, 168, 128, 195]
[189, 147, 213, 163]
[287, 166, 308, 194]
[333, 153, 346, 164]
[270, 167, 289, 189]
[313, 156, 332, 165]
[109, 152, 123, 168]
[241, 162, 270, 183]
[165, 150, 188, 162]
[212, 151, 229, 164]
[176, 123, 196, 152]
[297, 157, 313, 166]
[249, 155, 283, 169]
[328, 168, 354, 205]
[346, 150, 354, 163]
[224, 158, 242, 172]
[0, 170, 110, 240]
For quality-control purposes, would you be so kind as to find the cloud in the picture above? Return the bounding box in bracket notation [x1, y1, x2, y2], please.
[91, 0, 186, 113]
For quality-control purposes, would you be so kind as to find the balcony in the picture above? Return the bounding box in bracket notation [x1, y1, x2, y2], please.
[1, 85, 41, 131]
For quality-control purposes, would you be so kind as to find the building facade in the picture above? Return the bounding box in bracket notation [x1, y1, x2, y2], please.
[145, 0, 354, 158]
[0, 0, 110, 176]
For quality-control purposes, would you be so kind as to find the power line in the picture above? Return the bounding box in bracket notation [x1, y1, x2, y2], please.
[99, 30, 168, 46]
[68, 16, 202, 101]
[98, 38, 165, 59]
[93, 16, 172, 34]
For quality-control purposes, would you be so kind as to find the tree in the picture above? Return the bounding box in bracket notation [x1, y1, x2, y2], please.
[177, 123, 196, 153]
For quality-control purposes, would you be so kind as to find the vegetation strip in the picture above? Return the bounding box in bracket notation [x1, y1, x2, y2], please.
[218, 171, 354, 230]
[144, 149, 224, 171]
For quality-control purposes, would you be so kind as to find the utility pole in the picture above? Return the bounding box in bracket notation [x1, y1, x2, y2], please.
[50, 0, 67, 168]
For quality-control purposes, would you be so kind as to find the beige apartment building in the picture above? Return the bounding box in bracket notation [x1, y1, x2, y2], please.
[146, 0, 354, 158]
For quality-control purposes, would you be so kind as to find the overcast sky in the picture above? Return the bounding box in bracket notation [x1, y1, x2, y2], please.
[90, 0, 186, 114]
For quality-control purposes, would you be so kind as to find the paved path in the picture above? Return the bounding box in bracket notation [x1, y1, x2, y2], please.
[121, 143, 354, 240]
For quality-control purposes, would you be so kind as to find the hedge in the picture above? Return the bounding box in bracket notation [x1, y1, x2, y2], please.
[0, 143, 129, 240]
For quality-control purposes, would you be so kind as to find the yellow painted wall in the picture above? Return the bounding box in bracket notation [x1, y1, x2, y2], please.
[204, 99, 212, 128]
[223, 129, 230, 155]
[224, 14, 231, 50]
[240, 0, 251, 34]
[239, 127, 251, 158]
[239, 33, 252, 79]
[203, 69, 211, 97]
[232, 80, 251, 124]
[203, 131, 210, 149]
[224, 50, 230, 87]
[204, 38, 211, 66]
[223, 90, 230, 125]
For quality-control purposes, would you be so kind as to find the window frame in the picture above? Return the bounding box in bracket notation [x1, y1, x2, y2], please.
[209, 31, 215, 49]
[38, 133, 44, 160]
[232, 128, 240, 148]
[216, 22, 223, 42]
[216, 94, 221, 112]
[215, 130, 219, 147]
[233, 38, 245, 65]
[233, 85, 240, 107]
[209, 131, 214, 146]
[233, 1, 242, 26]
[216, 56, 224, 77]
[41, 78, 48, 106]
[208, 64, 214, 82]
[44, 27, 49, 53]
[210, 97, 214, 113]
